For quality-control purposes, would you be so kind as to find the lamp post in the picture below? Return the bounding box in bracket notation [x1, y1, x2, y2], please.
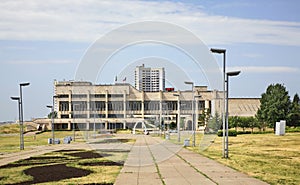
[47, 95, 58, 144]
[194, 94, 202, 147]
[210, 48, 226, 158]
[225, 71, 241, 158]
[18, 82, 30, 150]
[11, 96, 23, 150]
[184, 81, 196, 147]
[173, 94, 181, 142]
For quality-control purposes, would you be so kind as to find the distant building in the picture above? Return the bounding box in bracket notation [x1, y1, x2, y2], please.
[135, 64, 165, 92]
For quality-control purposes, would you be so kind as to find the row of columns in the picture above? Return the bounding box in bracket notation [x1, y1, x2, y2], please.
[58, 89, 211, 130]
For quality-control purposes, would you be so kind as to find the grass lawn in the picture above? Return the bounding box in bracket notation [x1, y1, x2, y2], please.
[0, 149, 128, 184]
[0, 130, 86, 154]
[189, 132, 300, 185]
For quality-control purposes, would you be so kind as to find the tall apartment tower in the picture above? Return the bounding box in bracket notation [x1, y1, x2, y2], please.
[135, 64, 165, 92]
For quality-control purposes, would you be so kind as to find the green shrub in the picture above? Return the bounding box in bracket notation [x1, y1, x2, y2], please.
[286, 127, 300, 133]
[252, 131, 273, 134]
[217, 130, 237, 137]
[237, 131, 252, 135]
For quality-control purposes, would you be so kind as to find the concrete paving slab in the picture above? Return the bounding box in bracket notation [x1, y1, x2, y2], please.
[0, 134, 270, 185]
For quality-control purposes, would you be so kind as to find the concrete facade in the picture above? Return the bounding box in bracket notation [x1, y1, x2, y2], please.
[43, 80, 260, 131]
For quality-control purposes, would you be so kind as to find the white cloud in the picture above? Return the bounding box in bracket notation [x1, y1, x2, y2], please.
[6, 60, 73, 65]
[0, 0, 300, 46]
[228, 66, 300, 73]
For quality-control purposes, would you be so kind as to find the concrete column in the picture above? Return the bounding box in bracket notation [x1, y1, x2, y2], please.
[195, 98, 199, 130]
[68, 90, 72, 119]
[105, 121, 108, 130]
[123, 121, 126, 129]
[211, 90, 218, 116]
[205, 100, 210, 111]
[141, 91, 145, 119]
[123, 90, 127, 118]
[159, 90, 163, 133]
[177, 91, 181, 142]
[86, 121, 90, 130]
[205, 100, 210, 127]
[68, 121, 71, 130]
[87, 90, 90, 119]
[105, 90, 108, 118]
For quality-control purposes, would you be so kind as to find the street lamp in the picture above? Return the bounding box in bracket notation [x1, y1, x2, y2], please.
[225, 71, 241, 158]
[11, 96, 23, 150]
[47, 95, 58, 144]
[210, 48, 226, 158]
[173, 94, 181, 142]
[18, 82, 30, 150]
[184, 81, 196, 147]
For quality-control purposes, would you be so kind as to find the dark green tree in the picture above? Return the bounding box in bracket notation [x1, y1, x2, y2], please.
[229, 116, 239, 131]
[198, 108, 211, 127]
[256, 84, 291, 131]
[288, 93, 300, 127]
[247, 117, 258, 133]
[47, 111, 58, 119]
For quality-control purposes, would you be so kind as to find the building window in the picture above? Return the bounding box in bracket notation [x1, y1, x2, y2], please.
[72, 101, 87, 111]
[144, 101, 160, 110]
[181, 101, 192, 110]
[198, 101, 205, 110]
[162, 101, 177, 111]
[108, 94, 123, 98]
[71, 94, 87, 99]
[108, 101, 124, 111]
[90, 101, 105, 111]
[91, 94, 105, 98]
[59, 101, 69, 111]
[61, 114, 69, 119]
[126, 101, 142, 111]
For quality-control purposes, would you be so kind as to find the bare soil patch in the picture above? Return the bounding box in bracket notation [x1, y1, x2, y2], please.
[80, 161, 124, 166]
[13, 164, 92, 185]
[1, 149, 127, 184]
[66, 151, 111, 159]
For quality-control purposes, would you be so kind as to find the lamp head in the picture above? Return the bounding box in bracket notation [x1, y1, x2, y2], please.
[184, 81, 193, 85]
[227, 71, 241, 77]
[210, 48, 226, 54]
[11, 96, 20, 101]
[20, 82, 30, 87]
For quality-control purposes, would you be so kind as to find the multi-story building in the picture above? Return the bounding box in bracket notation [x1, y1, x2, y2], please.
[50, 80, 226, 131]
[34, 80, 259, 131]
[135, 64, 165, 92]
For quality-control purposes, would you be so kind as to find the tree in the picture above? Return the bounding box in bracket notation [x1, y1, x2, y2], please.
[248, 117, 258, 133]
[256, 84, 291, 131]
[198, 108, 211, 127]
[205, 112, 222, 133]
[288, 93, 300, 127]
[229, 116, 239, 131]
[48, 111, 57, 119]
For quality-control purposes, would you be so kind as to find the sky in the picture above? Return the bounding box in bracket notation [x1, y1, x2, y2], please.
[1, 0, 300, 122]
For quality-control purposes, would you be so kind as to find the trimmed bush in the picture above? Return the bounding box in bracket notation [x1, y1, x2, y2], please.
[237, 131, 252, 135]
[286, 127, 300, 133]
[217, 130, 237, 137]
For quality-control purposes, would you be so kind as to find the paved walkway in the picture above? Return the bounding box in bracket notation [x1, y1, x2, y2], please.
[115, 135, 269, 185]
[0, 135, 269, 185]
